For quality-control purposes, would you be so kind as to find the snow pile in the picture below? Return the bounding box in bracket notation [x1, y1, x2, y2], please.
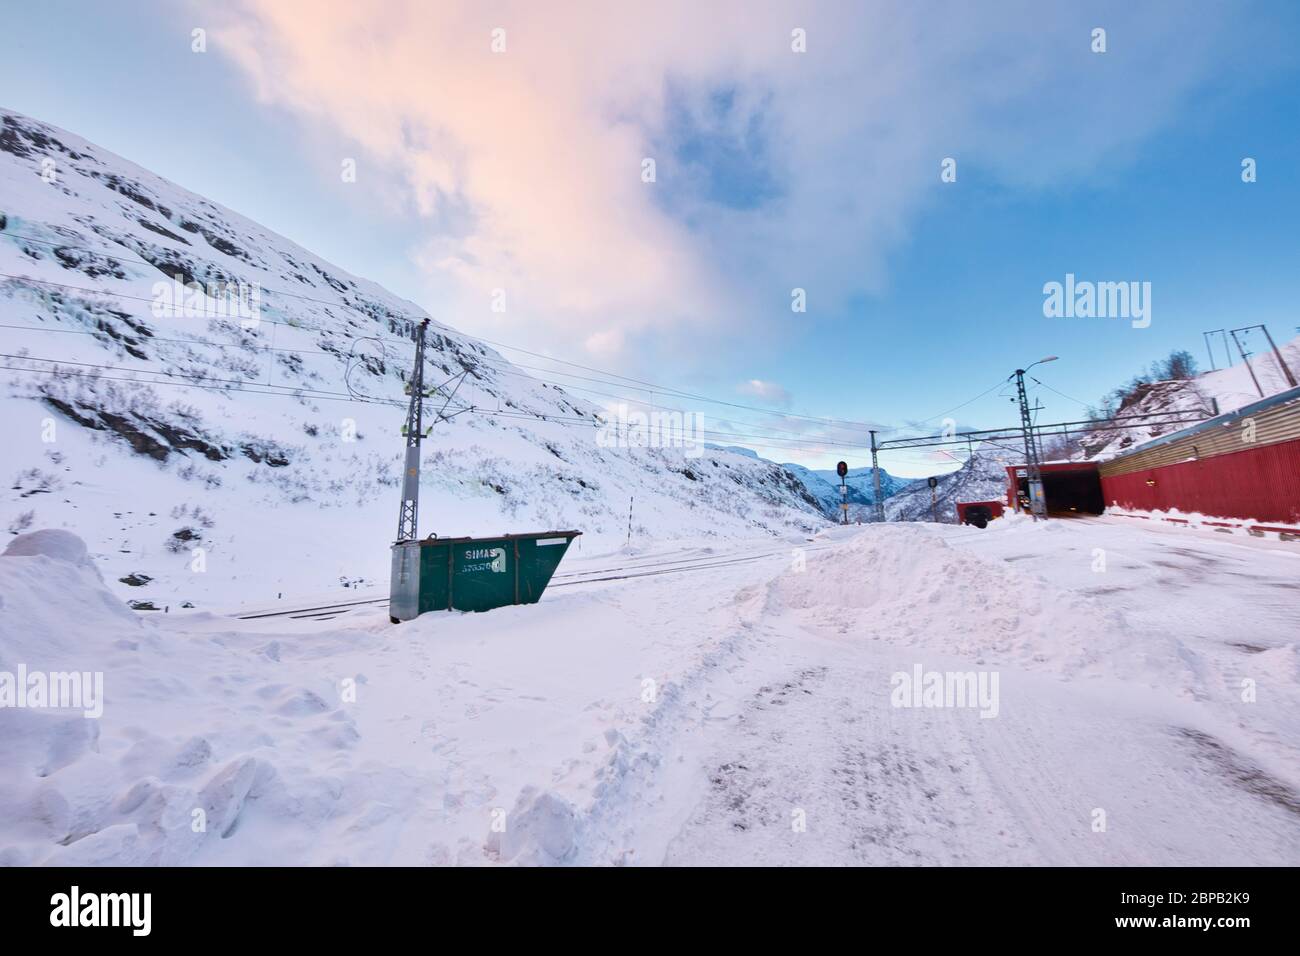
[1, 524, 763, 867]
[0, 530, 364, 865]
[3, 527, 95, 566]
[485, 786, 580, 865]
[769, 524, 1197, 687]
[0, 530, 140, 663]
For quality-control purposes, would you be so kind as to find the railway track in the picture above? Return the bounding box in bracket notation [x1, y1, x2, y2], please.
[233, 542, 834, 622]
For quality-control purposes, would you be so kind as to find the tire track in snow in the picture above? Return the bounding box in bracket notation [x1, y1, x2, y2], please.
[658, 641, 1043, 866]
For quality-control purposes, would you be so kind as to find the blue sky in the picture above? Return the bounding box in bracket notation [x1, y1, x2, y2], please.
[3, 1, 1299, 476]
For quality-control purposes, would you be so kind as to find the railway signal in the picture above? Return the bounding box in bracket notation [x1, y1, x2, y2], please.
[837, 460, 849, 525]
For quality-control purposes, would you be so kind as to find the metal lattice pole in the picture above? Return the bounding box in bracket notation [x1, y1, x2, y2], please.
[1260, 325, 1298, 389]
[396, 318, 430, 542]
[870, 430, 884, 523]
[1229, 329, 1265, 398]
[1015, 368, 1047, 519]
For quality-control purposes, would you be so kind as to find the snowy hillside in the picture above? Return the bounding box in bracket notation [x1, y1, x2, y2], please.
[884, 449, 1014, 523]
[0, 110, 826, 608]
[1071, 337, 1300, 461]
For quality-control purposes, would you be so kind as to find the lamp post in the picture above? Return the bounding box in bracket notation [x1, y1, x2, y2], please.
[1015, 356, 1057, 520]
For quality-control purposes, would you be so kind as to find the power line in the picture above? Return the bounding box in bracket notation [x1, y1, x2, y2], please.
[909, 373, 1013, 426]
[1029, 375, 1094, 410]
[2, 235, 893, 433]
[1, 268, 885, 443]
[1, 342, 878, 450]
[2, 355, 883, 452]
[2, 232, 1092, 450]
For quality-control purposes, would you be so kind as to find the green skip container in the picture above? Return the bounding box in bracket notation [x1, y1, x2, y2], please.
[389, 531, 581, 622]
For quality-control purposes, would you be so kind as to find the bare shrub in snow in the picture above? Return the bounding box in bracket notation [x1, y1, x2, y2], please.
[11, 467, 62, 497]
[176, 461, 222, 488]
[7, 509, 35, 535]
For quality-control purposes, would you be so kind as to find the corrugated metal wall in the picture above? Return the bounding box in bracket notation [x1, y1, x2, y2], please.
[1099, 389, 1300, 478]
[1100, 438, 1300, 524]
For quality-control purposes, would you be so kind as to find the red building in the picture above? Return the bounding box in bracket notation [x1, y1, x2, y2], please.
[1004, 385, 1300, 527]
[1097, 385, 1300, 526]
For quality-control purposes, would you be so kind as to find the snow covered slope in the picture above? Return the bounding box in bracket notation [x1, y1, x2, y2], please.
[1074, 337, 1300, 460]
[884, 449, 1014, 523]
[0, 110, 825, 607]
[706, 447, 908, 519]
[785, 463, 909, 519]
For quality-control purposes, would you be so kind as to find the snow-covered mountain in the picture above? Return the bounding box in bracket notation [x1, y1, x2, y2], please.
[0, 109, 827, 607]
[705, 446, 909, 519]
[782, 463, 909, 519]
[884, 449, 1014, 523]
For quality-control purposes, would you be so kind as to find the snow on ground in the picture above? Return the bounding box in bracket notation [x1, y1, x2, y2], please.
[2, 515, 1296, 866]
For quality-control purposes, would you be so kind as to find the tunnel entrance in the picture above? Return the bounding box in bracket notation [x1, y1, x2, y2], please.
[1012, 466, 1104, 516]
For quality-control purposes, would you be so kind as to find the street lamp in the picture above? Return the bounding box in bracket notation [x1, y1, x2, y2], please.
[1013, 356, 1059, 520]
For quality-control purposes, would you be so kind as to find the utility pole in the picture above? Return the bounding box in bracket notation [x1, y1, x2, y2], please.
[1014, 361, 1053, 519]
[1259, 325, 1299, 389]
[396, 318, 431, 542]
[1202, 329, 1224, 371]
[390, 318, 431, 625]
[870, 430, 884, 523]
[1229, 329, 1265, 398]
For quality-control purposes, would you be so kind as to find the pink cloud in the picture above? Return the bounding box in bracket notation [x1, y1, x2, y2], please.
[209, 0, 1250, 368]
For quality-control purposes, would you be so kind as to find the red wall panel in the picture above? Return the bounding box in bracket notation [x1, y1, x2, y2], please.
[1100, 438, 1300, 524]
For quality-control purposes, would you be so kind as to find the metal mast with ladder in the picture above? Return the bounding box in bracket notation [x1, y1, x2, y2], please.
[385, 317, 581, 623]
[390, 319, 431, 622]
[396, 319, 431, 543]
[1014, 359, 1056, 519]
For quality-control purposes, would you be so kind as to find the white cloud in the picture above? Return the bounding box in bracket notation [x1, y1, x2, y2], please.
[209, 0, 1257, 370]
[737, 379, 793, 407]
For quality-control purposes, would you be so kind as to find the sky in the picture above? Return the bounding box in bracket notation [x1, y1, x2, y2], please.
[3, 0, 1299, 477]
